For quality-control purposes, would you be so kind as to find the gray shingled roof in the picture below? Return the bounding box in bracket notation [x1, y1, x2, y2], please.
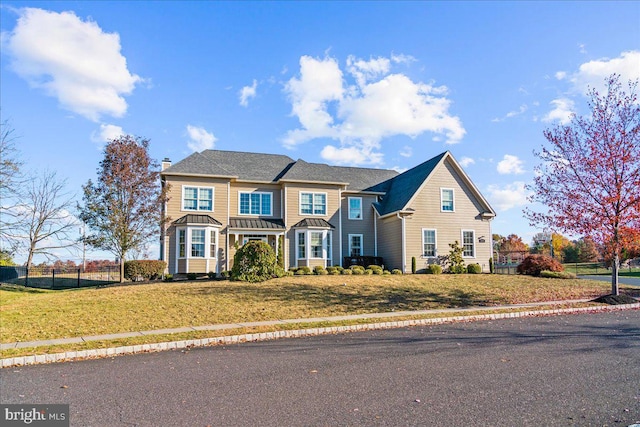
[374, 152, 447, 216]
[229, 218, 286, 230]
[292, 218, 335, 228]
[281, 159, 398, 191]
[173, 214, 222, 226]
[164, 150, 295, 182]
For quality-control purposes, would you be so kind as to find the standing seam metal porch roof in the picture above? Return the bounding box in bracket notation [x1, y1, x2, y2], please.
[228, 218, 286, 230]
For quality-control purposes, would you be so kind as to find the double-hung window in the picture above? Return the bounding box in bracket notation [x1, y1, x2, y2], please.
[441, 188, 454, 212]
[178, 229, 186, 258]
[300, 192, 327, 215]
[349, 234, 363, 257]
[183, 186, 214, 211]
[239, 192, 272, 216]
[191, 229, 205, 257]
[422, 229, 436, 257]
[462, 230, 475, 257]
[296, 230, 332, 263]
[310, 232, 323, 258]
[348, 197, 362, 220]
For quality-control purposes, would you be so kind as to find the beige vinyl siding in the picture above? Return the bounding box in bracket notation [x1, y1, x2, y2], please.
[404, 158, 493, 272]
[341, 194, 377, 259]
[376, 214, 403, 271]
[164, 176, 230, 275]
[284, 182, 341, 268]
[230, 182, 282, 218]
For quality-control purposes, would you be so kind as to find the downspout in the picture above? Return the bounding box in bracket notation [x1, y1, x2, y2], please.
[339, 186, 343, 267]
[373, 205, 378, 257]
[226, 181, 230, 272]
[398, 213, 406, 273]
[283, 185, 288, 269]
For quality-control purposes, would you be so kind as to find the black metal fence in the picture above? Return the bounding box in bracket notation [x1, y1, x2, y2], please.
[494, 263, 520, 275]
[0, 266, 120, 289]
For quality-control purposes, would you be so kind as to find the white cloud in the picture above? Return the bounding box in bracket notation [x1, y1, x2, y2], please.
[283, 54, 465, 165]
[569, 50, 640, 95]
[555, 71, 567, 80]
[486, 181, 531, 211]
[497, 154, 525, 175]
[459, 156, 475, 167]
[186, 125, 216, 152]
[239, 79, 258, 107]
[320, 144, 384, 166]
[542, 98, 575, 124]
[492, 104, 528, 122]
[2, 8, 142, 121]
[91, 123, 125, 143]
[399, 145, 413, 158]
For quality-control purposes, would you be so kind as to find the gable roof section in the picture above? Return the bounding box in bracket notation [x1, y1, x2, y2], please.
[280, 159, 398, 191]
[163, 150, 295, 182]
[374, 151, 496, 218]
[374, 152, 446, 216]
[292, 218, 335, 229]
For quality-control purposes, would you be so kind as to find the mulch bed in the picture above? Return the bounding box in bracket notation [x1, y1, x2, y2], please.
[591, 294, 639, 305]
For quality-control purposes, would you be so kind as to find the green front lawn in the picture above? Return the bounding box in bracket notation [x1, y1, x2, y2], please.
[1, 274, 619, 348]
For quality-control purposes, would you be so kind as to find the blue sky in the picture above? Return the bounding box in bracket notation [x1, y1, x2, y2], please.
[1, 1, 639, 263]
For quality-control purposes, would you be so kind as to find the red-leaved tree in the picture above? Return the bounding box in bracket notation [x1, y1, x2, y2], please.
[525, 75, 640, 296]
[79, 136, 169, 282]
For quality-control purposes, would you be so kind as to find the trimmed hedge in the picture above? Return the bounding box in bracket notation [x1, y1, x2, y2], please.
[467, 263, 482, 274]
[540, 270, 576, 279]
[426, 264, 442, 274]
[124, 260, 167, 281]
[231, 241, 284, 282]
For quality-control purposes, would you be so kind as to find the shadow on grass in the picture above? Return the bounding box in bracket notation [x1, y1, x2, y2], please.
[179, 282, 502, 312]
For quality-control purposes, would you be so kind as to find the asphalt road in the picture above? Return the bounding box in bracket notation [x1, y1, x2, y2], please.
[581, 275, 640, 288]
[2, 310, 639, 427]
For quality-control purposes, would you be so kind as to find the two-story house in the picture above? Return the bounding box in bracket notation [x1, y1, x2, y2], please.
[160, 150, 496, 275]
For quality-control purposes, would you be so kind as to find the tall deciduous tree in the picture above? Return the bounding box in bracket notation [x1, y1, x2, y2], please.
[525, 75, 640, 295]
[78, 136, 168, 282]
[20, 170, 78, 267]
[0, 118, 24, 254]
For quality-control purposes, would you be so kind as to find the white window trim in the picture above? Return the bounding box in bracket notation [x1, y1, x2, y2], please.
[421, 228, 437, 258]
[348, 234, 363, 257]
[296, 230, 332, 263]
[461, 229, 476, 258]
[182, 185, 215, 212]
[238, 191, 273, 216]
[348, 197, 363, 220]
[440, 188, 455, 213]
[299, 191, 328, 216]
[176, 226, 219, 260]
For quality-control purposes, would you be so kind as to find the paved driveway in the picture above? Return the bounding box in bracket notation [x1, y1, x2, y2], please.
[1, 310, 639, 426]
[580, 274, 640, 287]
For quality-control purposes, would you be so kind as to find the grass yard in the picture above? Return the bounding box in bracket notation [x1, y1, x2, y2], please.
[1, 274, 625, 348]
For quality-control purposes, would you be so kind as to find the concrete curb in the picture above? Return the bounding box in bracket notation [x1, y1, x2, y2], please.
[2, 302, 638, 368]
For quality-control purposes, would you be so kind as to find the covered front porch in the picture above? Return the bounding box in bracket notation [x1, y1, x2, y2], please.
[228, 218, 286, 269]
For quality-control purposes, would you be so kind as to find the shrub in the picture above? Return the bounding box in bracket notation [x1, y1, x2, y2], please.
[426, 264, 442, 274]
[220, 270, 230, 279]
[327, 266, 340, 275]
[285, 270, 294, 276]
[163, 274, 173, 282]
[207, 271, 216, 279]
[124, 260, 167, 281]
[517, 254, 564, 277]
[467, 263, 482, 274]
[341, 269, 352, 275]
[489, 257, 494, 274]
[411, 257, 417, 274]
[445, 241, 466, 274]
[231, 241, 284, 282]
[187, 272, 198, 280]
[540, 270, 576, 279]
[383, 270, 391, 275]
[298, 266, 312, 275]
[352, 268, 364, 275]
[314, 265, 327, 275]
[335, 266, 344, 273]
[368, 265, 383, 275]
[391, 269, 403, 275]
[364, 268, 373, 275]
